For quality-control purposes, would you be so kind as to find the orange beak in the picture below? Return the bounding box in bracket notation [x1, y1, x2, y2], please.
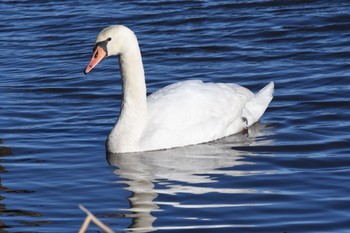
[84, 46, 107, 75]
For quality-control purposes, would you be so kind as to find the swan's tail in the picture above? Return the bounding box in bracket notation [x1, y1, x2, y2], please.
[242, 81, 274, 127]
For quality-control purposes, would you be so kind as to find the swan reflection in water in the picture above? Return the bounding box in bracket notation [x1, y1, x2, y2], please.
[107, 123, 273, 232]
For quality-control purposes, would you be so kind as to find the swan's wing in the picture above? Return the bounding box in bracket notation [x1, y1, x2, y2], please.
[141, 80, 253, 149]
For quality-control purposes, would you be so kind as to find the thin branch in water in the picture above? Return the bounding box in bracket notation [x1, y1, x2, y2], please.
[78, 205, 115, 233]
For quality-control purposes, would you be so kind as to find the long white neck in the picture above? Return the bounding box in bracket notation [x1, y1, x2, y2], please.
[107, 36, 148, 153]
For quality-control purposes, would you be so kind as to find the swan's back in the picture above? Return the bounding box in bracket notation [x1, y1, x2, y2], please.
[140, 80, 273, 151]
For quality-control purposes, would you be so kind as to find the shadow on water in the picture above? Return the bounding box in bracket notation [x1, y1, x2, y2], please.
[0, 139, 13, 232]
[0, 139, 12, 157]
[0, 139, 48, 232]
[0, 138, 12, 232]
[106, 123, 274, 232]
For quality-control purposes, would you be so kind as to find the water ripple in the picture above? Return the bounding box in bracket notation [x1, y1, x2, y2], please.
[1, 0, 350, 232]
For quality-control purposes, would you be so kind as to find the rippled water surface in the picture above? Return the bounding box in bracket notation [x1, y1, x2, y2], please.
[1, 1, 350, 232]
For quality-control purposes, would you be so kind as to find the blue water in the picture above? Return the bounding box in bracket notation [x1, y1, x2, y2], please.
[1, 1, 350, 232]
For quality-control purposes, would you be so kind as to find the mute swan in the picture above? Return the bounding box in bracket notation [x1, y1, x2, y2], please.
[84, 25, 274, 153]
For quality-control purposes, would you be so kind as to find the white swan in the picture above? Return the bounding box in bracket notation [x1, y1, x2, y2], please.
[84, 25, 274, 153]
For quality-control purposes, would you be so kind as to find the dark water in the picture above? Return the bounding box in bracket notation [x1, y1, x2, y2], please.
[1, 0, 350, 232]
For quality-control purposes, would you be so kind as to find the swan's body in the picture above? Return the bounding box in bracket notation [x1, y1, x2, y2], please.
[85, 25, 274, 153]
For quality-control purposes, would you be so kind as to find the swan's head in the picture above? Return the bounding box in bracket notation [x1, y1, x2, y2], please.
[84, 25, 136, 74]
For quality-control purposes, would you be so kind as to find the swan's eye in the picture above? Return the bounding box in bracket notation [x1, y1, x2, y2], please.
[92, 37, 111, 55]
